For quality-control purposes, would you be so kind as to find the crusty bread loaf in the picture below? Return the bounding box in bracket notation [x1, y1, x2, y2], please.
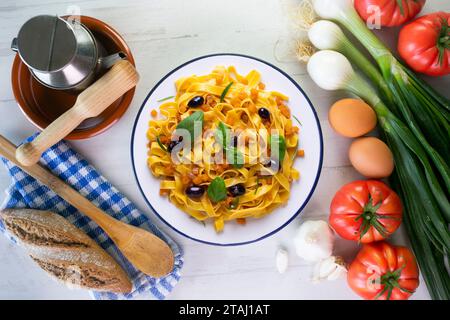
[0, 208, 132, 293]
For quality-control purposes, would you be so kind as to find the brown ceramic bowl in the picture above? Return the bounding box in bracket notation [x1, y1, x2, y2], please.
[11, 16, 136, 140]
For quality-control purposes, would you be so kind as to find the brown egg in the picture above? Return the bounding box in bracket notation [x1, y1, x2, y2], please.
[349, 137, 394, 178]
[329, 99, 377, 138]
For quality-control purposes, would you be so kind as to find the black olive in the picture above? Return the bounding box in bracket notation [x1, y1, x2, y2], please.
[263, 158, 281, 172]
[188, 96, 204, 108]
[185, 185, 205, 198]
[167, 136, 184, 152]
[258, 108, 270, 120]
[232, 136, 238, 147]
[167, 141, 178, 152]
[228, 183, 246, 197]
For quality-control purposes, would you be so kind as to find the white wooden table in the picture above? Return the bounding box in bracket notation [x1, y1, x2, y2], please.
[0, 0, 448, 300]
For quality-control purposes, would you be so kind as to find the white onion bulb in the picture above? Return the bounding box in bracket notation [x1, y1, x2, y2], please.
[308, 20, 346, 50]
[307, 50, 355, 91]
[312, 0, 353, 20]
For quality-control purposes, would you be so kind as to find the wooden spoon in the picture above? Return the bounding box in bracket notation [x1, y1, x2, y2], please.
[0, 135, 174, 277]
[15, 60, 139, 167]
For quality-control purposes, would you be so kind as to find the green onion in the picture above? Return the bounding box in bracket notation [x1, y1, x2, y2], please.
[156, 135, 168, 152]
[254, 176, 271, 195]
[308, 20, 396, 108]
[189, 216, 206, 227]
[228, 197, 240, 209]
[254, 180, 260, 195]
[220, 82, 234, 102]
[312, 0, 450, 160]
[157, 96, 175, 102]
[291, 116, 301, 160]
[292, 115, 303, 127]
[308, 19, 450, 202]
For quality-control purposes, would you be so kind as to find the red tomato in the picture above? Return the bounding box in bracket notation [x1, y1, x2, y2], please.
[329, 180, 402, 243]
[398, 12, 450, 76]
[354, 0, 425, 27]
[348, 242, 419, 300]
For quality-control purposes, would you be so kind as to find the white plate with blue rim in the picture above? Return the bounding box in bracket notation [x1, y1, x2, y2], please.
[131, 53, 323, 246]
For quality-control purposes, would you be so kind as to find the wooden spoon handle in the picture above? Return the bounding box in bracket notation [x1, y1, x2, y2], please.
[0, 135, 174, 277]
[16, 60, 139, 167]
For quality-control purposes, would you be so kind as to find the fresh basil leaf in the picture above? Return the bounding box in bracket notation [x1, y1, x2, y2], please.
[176, 111, 204, 144]
[270, 134, 286, 163]
[220, 82, 234, 102]
[156, 135, 168, 152]
[207, 177, 227, 202]
[215, 121, 231, 147]
[227, 147, 244, 169]
[215, 122, 244, 168]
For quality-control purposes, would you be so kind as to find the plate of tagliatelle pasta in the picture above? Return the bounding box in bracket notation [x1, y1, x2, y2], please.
[131, 54, 323, 245]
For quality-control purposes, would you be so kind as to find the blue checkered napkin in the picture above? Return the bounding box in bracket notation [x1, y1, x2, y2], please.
[0, 134, 183, 300]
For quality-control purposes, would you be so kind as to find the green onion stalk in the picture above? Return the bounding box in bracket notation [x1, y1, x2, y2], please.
[307, 50, 450, 300]
[311, 0, 450, 183]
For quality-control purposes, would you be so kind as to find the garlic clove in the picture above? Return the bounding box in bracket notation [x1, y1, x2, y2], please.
[317, 256, 338, 274]
[312, 256, 347, 283]
[276, 248, 289, 274]
[327, 264, 347, 281]
[327, 256, 347, 281]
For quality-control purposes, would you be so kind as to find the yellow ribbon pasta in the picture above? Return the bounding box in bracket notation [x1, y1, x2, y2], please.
[147, 66, 302, 232]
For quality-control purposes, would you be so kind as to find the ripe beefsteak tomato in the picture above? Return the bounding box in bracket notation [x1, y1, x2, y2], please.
[354, 0, 425, 27]
[398, 12, 450, 76]
[348, 242, 419, 300]
[329, 180, 402, 243]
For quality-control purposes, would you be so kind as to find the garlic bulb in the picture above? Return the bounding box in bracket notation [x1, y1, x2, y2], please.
[276, 248, 289, 274]
[293, 220, 334, 262]
[312, 256, 347, 283]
